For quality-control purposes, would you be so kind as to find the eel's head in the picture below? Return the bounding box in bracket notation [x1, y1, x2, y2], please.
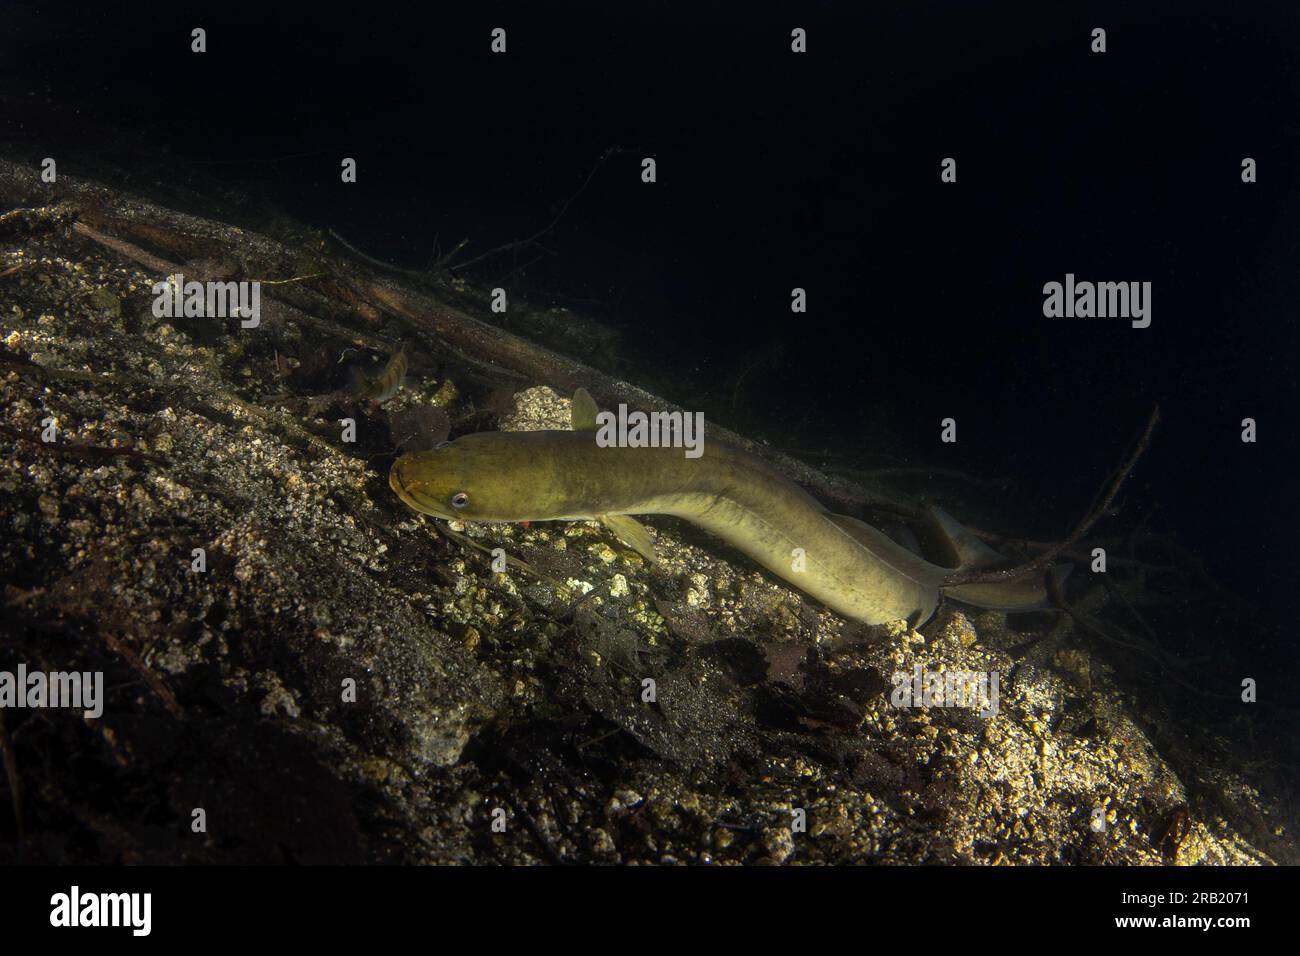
[389, 432, 563, 522]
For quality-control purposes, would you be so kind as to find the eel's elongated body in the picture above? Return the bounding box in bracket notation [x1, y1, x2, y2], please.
[389, 397, 1057, 626]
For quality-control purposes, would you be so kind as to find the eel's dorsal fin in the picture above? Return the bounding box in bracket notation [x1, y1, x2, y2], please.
[824, 513, 938, 586]
[599, 514, 659, 564]
[924, 506, 1004, 569]
[571, 388, 600, 431]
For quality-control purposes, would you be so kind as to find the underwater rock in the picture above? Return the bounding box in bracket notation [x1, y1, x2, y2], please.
[0, 174, 1289, 865]
[498, 385, 570, 431]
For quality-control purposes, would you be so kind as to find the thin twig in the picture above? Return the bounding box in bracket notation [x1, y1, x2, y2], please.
[327, 228, 438, 277]
[252, 272, 327, 286]
[941, 405, 1160, 588]
[99, 632, 184, 720]
[448, 147, 622, 273]
[430, 238, 469, 272]
[0, 709, 22, 835]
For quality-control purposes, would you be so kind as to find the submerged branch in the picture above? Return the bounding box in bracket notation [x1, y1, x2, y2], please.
[940, 405, 1161, 589]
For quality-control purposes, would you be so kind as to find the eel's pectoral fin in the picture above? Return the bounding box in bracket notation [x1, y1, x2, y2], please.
[571, 388, 601, 431]
[599, 514, 659, 564]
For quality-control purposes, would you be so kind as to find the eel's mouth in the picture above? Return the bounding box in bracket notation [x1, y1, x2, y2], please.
[388, 459, 450, 519]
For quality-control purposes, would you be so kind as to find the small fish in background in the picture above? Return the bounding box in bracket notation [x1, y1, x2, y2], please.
[350, 349, 407, 405]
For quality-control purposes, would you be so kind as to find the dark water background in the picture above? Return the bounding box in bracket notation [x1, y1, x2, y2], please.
[3, 0, 1297, 650]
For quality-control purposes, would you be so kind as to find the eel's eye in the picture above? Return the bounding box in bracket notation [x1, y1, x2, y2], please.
[451, 492, 470, 509]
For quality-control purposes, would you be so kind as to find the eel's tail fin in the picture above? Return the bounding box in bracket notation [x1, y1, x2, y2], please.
[925, 507, 1071, 613]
